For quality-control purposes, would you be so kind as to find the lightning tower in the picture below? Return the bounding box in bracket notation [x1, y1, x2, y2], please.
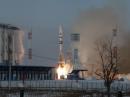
[28, 30, 32, 65]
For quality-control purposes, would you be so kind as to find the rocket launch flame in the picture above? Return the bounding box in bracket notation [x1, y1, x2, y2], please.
[57, 63, 72, 80]
[57, 25, 72, 79]
[57, 25, 66, 79]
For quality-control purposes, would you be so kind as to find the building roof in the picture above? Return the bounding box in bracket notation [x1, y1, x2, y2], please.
[0, 64, 54, 71]
[0, 23, 20, 30]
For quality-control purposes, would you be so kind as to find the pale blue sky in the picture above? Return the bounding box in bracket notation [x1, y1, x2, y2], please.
[0, 0, 106, 28]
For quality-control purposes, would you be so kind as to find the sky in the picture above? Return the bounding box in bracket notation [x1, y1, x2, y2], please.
[0, 0, 129, 66]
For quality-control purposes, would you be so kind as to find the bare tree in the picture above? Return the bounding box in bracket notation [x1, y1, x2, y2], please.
[95, 30, 119, 97]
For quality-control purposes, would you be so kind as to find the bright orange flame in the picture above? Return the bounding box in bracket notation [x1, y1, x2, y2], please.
[56, 63, 72, 80]
[57, 65, 67, 79]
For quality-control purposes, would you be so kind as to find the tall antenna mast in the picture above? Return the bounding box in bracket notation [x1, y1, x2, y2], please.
[112, 26, 118, 61]
[28, 29, 32, 65]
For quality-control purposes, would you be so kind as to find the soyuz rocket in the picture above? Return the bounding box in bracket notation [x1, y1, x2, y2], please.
[58, 25, 65, 68]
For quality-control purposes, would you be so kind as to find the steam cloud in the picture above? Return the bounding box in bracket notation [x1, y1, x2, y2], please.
[72, 0, 130, 74]
[14, 30, 24, 64]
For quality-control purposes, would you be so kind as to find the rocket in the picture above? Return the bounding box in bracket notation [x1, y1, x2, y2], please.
[58, 25, 65, 67]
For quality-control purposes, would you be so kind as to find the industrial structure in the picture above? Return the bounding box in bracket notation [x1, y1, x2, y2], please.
[56, 25, 87, 80]
[0, 24, 129, 97]
[67, 33, 87, 80]
[0, 23, 24, 65]
[0, 23, 55, 80]
[0, 65, 54, 81]
[28, 30, 32, 65]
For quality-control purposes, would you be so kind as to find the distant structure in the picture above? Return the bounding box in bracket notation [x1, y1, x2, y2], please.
[0, 65, 54, 81]
[67, 33, 87, 80]
[71, 33, 80, 68]
[112, 27, 117, 58]
[28, 30, 32, 65]
[0, 23, 24, 65]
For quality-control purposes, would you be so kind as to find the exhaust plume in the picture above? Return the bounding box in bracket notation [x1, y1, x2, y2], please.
[72, 0, 130, 74]
[14, 30, 24, 64]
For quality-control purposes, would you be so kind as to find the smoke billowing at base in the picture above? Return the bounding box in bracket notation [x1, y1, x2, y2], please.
[72, 0, 130, 74]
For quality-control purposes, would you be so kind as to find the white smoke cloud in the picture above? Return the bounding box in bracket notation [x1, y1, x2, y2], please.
[14, 30, 24, 64]
[72, 0, 130, 74]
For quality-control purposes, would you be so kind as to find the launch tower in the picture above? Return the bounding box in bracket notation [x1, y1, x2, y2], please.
[67, 33, 87, 80]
